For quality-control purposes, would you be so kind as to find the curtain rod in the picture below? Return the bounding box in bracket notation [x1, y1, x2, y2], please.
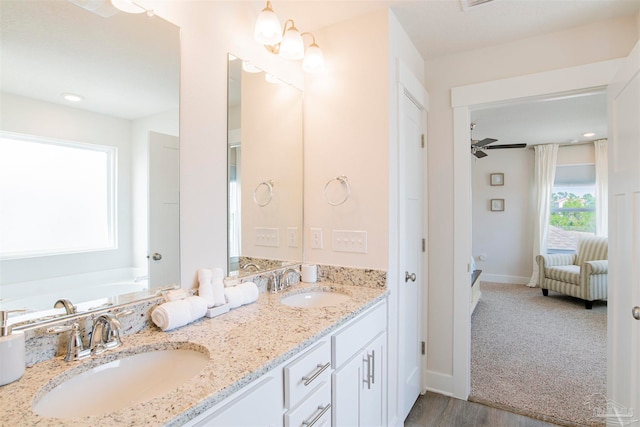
[527, 139, 606, 149]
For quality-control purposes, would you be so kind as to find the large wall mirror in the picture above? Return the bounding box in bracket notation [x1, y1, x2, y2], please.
[0, 0, 180, 326]
[227, 54, 304, 277]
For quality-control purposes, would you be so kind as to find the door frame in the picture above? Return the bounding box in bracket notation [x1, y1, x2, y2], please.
[449, 58, 625, 399]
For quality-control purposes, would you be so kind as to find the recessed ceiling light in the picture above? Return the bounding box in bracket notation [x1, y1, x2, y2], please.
[583, 132, 596, 137]
[62, 93, 83, 103]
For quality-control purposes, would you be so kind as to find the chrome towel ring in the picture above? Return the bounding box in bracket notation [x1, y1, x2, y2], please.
[253, 180, 274, 207]
[323, 175, 350, 206]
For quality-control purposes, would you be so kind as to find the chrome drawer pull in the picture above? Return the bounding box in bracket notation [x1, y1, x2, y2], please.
[302, 403, 331, 427]
[302, 362, 330, 386]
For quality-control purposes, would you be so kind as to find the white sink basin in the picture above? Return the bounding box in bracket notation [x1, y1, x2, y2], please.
[281, 290, 350, 308]
[33, 347, 209, 418]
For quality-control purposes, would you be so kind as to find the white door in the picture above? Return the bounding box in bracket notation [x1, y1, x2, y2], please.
[148, 132, 180, 288]
[398, 89, 423, 420]
[607, 40, 640, 426]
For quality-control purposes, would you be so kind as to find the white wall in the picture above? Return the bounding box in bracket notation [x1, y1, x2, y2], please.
[425, 15, 638, 395]
[304, 10, 390, 270]
[0, 93, 134, 284]
[471, 148, 534, 284]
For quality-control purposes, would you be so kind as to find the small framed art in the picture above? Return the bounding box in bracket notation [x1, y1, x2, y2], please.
[490, 173, 504, 186]
[491, 199, 505, 212]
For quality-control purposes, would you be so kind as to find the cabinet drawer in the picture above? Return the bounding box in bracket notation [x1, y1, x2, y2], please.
[332, 301, 386, 368]
[284, 340, 331, 410]
[285, 381, 331, 427]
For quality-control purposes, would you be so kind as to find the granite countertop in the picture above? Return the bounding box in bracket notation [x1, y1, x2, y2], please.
[0, 282, 387, 426]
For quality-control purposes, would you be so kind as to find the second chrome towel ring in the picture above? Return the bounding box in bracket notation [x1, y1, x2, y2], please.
[323, 175, 350, 206]
[253, 180, 274, 207]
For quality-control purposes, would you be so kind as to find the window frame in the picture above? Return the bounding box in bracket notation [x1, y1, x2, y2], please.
[0, 131, 117, 259]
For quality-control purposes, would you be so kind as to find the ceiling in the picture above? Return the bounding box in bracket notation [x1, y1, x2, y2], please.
[2, 0, 637, 135]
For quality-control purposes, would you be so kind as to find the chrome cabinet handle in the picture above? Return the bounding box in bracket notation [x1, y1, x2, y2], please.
[633, 306, 640, 320]
[302, 403, 331, 427]
[302, 362, 330, 386]
[363, 352, 375, 389]
[371, 350, 376, 385]
[405, 271, 416, 282]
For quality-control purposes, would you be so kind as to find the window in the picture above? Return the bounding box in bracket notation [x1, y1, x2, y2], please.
[548, 164, 596, 253]
[0, 132, 116, 258]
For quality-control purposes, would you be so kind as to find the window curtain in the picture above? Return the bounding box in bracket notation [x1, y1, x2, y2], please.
[527, 144, 559, 287]
[594, 139, 608, 237]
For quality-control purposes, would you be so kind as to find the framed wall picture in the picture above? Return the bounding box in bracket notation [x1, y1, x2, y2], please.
[491, 199, 505, 212]
[490, 173, 504, 186]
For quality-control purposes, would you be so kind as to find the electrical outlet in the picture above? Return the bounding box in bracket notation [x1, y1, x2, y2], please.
[255, 227, 279, 247]
[287, 227, 298, 248]
[333, 230, 368, 253]
[310, 227, 323, 249]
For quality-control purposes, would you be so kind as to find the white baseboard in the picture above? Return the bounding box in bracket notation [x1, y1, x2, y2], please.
[480, 273, 529, 285]
[424, 370, 453, 396]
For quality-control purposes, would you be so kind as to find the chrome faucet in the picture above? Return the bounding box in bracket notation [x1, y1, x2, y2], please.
[54, 298, 77, 315]
[241, 262, 261, 272]
[89, 313, 123, 355]
[48, 312, 124, 362]
[269, 267, 301, 293]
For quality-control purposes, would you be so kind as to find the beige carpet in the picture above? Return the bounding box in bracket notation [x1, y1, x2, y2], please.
[470, 282, 607, 427]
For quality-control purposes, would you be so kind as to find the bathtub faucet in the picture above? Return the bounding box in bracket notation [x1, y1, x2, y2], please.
[134, 275, 148, 283]
[54, 298, 77, 315]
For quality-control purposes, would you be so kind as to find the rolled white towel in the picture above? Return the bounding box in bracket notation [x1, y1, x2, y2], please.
[224, 286, 245, 309]
[211, 267, 226, 307]
[198, 268, 215, 307]
[238, 282, 259, 304]
[151, 296, 208, 331]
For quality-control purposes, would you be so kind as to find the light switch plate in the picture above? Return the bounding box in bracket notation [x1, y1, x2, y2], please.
[333, 230, 367, 253]
[287, 227, 298, 248]
[255, 227, 279, 247]
[310, 227, 323, 249]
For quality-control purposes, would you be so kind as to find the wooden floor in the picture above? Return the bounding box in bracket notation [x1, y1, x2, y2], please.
[405, 392, 562, 427]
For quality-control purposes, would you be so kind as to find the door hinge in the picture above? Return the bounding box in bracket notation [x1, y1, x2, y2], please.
[421, 134, 425, 148]
[422, 238, 426, 252]
[421, 341, 426, 355]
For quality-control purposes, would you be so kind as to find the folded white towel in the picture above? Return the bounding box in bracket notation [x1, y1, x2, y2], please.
[224, 282, 259, 309]
[209, 267, 225, 307]
[151, 296, 208, 331]
[198, 268, 215, 307]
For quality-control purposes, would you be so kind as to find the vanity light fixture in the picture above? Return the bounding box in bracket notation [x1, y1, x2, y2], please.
[242, 61, 262, 74]
[254, 1, 325, 73]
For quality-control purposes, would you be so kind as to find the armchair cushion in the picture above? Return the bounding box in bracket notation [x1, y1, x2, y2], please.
[575, 236, 608, 265]
[545, 265, 580, 285]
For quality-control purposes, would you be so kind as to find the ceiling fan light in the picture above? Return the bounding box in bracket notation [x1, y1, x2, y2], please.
[254, 2, 282, 46]
[302, 43, 325, 73]
[279, 25, 304, 60]
[111, 0, 145, 13]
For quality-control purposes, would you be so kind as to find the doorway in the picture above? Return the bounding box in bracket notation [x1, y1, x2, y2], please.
[449, 58, 623, 399]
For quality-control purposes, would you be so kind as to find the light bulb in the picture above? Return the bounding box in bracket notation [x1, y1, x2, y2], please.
[302, 43, 325, 73]
[254, 2, 282, 45]
[279, 25, 304, 60]
[242, 61, 262, 74]
[111, 0, 145, 13]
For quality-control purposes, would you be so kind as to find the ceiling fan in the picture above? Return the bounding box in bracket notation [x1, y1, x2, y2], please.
[470, 123, 527, 159]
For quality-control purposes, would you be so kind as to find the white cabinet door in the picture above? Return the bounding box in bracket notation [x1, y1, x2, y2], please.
[332, 332, 386, 427]
[360, 333, 385, 427]
[185, 376, 282, 427]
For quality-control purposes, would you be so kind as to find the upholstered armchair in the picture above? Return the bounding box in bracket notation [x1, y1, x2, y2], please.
[536, 236, 608, 309]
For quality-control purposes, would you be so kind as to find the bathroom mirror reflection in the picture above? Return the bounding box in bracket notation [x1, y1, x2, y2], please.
[227, 54, 304, 277]
[0, 0, 180, 326]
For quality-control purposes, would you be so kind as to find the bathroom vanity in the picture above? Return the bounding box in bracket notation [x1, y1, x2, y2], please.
[0, 281, 387, 426]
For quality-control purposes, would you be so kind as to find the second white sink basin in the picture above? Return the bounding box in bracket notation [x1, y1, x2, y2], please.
[281, 290, 350, 308]
[33, 346, 209, 418]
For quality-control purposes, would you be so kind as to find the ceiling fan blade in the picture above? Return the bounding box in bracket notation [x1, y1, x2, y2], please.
[473, 150, 488, 159]
[471, 138, 497, 148]
[486, 143, 527, 150]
